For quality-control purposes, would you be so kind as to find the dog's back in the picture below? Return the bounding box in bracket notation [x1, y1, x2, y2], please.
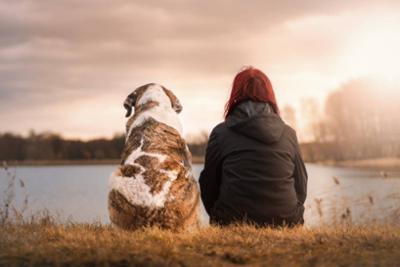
[108, 84, 200, 231]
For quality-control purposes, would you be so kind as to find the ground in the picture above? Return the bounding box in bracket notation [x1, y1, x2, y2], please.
[1, 223, 399, 267]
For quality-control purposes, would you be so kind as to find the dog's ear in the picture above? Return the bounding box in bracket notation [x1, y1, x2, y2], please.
[124, 91, 137, 118]
[162, 87, 182, 113]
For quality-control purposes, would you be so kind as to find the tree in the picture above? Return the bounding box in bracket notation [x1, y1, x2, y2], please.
[324, 77, 400, 159]
[281, 105, 297, 131]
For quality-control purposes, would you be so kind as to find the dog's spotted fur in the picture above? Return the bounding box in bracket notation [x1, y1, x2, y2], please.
[108, 83, 200, 231]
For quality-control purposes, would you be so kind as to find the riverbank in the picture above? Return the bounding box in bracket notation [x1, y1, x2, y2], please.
[0, 223, 399, 266]
[321, 157, 400, 172]
[3, 156, 205, 166]
[4, 159, 120, 166]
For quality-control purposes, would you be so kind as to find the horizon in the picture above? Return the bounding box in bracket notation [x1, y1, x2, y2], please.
[1, 1, 400, 141]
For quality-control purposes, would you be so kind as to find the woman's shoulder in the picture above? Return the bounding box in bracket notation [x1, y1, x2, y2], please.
[210, 121, 228, 135]
[207, 122, 233, 146]
[283, 123, 297, 137]
[281, 123, 300, 149]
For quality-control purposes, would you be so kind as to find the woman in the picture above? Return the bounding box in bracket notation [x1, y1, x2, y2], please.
[199, 67, 307, 227]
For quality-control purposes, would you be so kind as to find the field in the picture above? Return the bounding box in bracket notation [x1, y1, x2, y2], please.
[1, 222, 400, 267]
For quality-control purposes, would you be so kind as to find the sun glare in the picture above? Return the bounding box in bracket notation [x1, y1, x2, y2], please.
[342, 21, 400, 88]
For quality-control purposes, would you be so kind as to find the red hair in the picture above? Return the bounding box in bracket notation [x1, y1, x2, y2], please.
[224, 67, 279, 118]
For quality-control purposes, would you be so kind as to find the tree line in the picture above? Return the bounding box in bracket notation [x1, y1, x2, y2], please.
[0, 132, 125, 161]
[292, 78, 400, 162]
[0, 131, 208, 162]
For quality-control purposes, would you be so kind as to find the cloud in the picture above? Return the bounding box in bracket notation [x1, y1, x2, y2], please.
[1, 0, 400, 137]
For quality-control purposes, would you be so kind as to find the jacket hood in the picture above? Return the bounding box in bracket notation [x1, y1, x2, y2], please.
[225, 100, 285, 144]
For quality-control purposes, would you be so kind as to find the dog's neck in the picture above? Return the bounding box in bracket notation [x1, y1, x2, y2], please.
[126, 99, 183, 141]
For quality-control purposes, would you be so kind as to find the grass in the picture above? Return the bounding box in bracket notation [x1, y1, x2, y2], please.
[1, 223, 400, 266]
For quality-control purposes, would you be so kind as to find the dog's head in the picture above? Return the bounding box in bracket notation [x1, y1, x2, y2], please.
[123, 83, 182, 118]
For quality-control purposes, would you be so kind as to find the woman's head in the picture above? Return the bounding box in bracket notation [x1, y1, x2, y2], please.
[224, 67, 279, 118]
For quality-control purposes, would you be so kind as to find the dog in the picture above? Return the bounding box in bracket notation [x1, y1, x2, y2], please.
[108, 83, 200, 231]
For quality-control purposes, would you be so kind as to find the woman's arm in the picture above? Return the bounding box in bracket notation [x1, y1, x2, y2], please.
[293, 139, 308, 205]
[199, 129, 222, 215]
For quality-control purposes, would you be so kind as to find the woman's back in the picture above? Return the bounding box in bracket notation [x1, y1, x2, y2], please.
[199, 100, 307, 226]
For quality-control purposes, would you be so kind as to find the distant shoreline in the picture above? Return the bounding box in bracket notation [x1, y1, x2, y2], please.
[4, 156, 206, 167]
[4, 159, 121, 166]
[3, 157, 399, 171]
[318, 157, 400, 171]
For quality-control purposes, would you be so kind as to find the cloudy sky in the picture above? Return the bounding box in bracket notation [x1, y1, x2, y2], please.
[1, 0, 400, 140]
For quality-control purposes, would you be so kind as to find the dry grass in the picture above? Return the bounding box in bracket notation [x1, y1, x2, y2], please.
[1, 223, 400, 267]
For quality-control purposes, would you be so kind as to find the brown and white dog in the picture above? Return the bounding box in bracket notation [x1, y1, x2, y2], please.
[108, 83, 200, 231]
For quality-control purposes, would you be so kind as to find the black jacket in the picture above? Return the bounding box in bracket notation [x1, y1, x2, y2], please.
[199, 100, 307, 226]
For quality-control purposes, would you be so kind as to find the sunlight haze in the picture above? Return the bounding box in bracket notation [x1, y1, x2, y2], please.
[1, 0, 399, 141]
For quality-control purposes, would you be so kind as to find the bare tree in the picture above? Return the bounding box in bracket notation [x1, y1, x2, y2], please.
[324, 78, 400, 159]
[281, 105, 297, 131]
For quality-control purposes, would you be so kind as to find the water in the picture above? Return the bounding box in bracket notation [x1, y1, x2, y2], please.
[1, 164, 399, 227]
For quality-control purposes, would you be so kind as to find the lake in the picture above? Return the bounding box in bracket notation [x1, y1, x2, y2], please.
[1, 164, 399, 227]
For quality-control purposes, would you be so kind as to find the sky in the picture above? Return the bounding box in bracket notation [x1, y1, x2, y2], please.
[1, 0, 400, 140]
